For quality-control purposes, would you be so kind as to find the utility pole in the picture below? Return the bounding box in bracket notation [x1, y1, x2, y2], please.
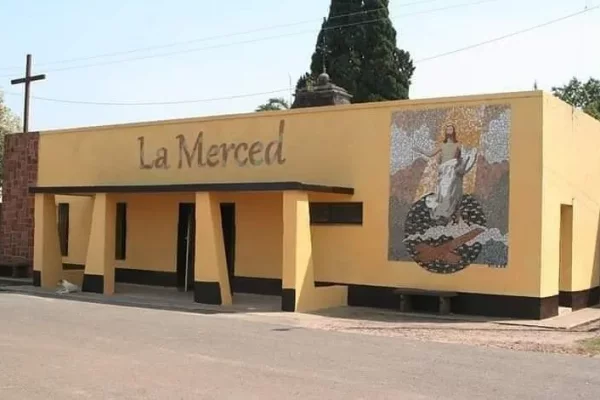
[10, 54, 46, 133]
[288, 73, 293, 107]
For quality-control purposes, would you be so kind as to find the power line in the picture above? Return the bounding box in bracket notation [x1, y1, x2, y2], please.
[3, 88, 290, 106]
[4, 4, 596, 108]
[0, 0, 501, 77]
[1, 0, 497, 76]
[0, 0, 442, 72]
[416, 5, 599, 63]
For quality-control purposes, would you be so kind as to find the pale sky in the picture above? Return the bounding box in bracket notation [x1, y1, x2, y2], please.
[0, 0, 598, 131]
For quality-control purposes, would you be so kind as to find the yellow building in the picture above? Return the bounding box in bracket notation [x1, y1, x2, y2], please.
[31, 90, 600, 319]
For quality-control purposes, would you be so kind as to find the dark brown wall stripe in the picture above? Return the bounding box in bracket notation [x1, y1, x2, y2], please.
[29, 181, 354, 195]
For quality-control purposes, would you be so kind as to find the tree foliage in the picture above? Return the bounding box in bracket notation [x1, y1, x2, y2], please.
[0, 90, 22, 183]
[552, 77, 600, 120]
[299, 0, 415, 103]
[584, 100, 600, 121]
[255, 97, 290, 112]
[295, 72, 315, 91]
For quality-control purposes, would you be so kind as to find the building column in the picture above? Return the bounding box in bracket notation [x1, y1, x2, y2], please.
[282, 191, 312, 311]
[82, 193, 116, 295]
[193, 192, 232, 306]
[282, 191, 348, 312]
[33, 193, 62, 288]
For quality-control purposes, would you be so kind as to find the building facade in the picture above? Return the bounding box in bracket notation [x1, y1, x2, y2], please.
[28, 91, 600, 319]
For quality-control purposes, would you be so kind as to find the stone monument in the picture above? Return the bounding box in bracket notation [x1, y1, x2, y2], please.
[291, 71, 352, 109]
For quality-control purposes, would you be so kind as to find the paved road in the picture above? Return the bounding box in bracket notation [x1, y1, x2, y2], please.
[1, 293, 599, 400]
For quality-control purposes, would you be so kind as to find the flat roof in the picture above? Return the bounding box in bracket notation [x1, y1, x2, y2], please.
[29, 181, 354, 195]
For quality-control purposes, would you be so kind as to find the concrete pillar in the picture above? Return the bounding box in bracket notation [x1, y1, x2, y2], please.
[193, 192, 232, 305]
[281, 192, 297, 311]
[559, 204, 574, 294]
[32, 193, 62, 288]
[282, 191, 348, 312]
[82, 194, 116, 295]
[282, 191, 313, 311]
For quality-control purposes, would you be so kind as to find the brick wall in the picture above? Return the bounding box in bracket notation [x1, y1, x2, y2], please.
[0, 132, 39, 272]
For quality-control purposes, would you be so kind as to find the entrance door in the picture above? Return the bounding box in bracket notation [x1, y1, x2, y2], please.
[176, 203, 235, 293]
[559, 204, 573, 305]
[176, 203, 196, 291]
[220, 203, 236, 293]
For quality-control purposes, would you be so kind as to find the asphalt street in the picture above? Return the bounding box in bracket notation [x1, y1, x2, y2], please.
[1, 293, 599, 399]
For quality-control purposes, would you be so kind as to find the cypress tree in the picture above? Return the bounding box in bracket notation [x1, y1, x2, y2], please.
[357, 0, 414, 102]
[300, 0, 363, 95]
[298, 0, 415, 102]
[296, 72, 315, 91]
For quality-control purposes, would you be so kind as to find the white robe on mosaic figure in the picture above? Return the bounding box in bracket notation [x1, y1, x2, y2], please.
[414, 141, 478, 220]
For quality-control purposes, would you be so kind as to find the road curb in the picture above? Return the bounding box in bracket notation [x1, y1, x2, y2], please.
[495, 317, 600, 331]
[0, 286, 235, 315]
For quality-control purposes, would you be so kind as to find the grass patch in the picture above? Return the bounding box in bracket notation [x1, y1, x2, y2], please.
[577, 337, 600, 355]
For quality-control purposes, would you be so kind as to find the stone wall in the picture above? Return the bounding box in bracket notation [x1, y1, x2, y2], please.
[0, 132, 39, 274]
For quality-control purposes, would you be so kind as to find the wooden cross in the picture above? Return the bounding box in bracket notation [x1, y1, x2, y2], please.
[10, 54, 46, 133]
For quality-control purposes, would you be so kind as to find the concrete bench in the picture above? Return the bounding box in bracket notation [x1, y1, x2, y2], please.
[393, 288, 458, 315]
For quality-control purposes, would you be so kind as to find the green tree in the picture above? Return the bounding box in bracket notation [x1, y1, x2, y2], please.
[255, 97, 290, 112]
[356, 0, 414, 102]
[584, 100, 600, 120]
[296, 72, 315, 91]
[300, 0, 415, 103]
[552, 77, 600, 120]
[0, 90, 22, 183]
[309, 0, 364, 98]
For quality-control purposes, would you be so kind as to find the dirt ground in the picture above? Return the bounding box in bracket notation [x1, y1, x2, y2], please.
[323, 320, 600, 357]
[241, 308, 600, 357]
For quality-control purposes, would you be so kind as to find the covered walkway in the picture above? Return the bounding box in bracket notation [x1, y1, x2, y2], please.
[30, 181, 354, 313]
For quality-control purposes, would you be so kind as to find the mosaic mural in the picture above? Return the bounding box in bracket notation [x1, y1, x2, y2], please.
[388, 105, 510, 274]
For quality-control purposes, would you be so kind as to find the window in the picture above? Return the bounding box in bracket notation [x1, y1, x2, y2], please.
[309, 202, 363, 225]
[57, 203, 69, 256]
[115, 203, 127, 260]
